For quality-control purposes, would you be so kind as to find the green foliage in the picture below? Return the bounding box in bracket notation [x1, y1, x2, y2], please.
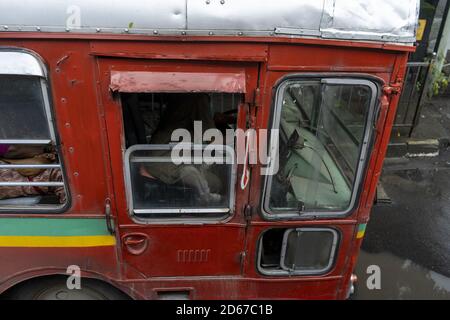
[431, 72, 449, 96]
[428, 59, 450, 97]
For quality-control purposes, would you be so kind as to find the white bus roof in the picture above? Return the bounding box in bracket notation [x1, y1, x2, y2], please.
[0, 0, 419, 45]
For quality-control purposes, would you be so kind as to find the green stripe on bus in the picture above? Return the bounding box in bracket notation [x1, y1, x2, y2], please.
[358, 224, 367, 232]
[0, 218, 110, 237]
[356, 223, 367, 239]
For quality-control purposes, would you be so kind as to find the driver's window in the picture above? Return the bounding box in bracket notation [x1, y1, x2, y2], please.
[265, 78, 377, 215]
[121, 92, 241, 219]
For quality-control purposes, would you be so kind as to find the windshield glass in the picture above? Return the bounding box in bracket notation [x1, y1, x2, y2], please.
[266, 78, 376, 214]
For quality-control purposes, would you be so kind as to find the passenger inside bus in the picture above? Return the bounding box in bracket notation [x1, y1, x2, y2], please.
[0, 143, 66, 205]
[121, 92, 239, 211]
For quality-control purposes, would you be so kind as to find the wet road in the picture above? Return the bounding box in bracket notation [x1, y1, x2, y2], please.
[354, 251, 450, 299]
[354, 149, 450, 299]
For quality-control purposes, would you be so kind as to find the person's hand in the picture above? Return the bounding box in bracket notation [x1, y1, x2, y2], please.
[140, 165, 156, 179]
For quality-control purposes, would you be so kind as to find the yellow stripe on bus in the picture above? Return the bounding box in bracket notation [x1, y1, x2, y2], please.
[356, 230, 365, 239]
[0, 235, 116, 248]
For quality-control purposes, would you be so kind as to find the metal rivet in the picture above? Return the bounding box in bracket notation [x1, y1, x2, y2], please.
[36, 26, 41, 31]
[69, 147, 74, 153]
[209, 31, 214, 36]
[74, 172, 79, 177]
[153, 30, 159, 35]
[238, 31, 243, 36]
[181, 31, 187, 35]
[206, 0, 210, 4]
[65, 27, 70, 32]
[124, 28, 129, 33]
[96, 28, 101, 33]
[3, 26, 8, 30]
[220, 0, 225, 4]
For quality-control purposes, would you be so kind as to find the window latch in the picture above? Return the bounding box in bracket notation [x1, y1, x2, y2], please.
[253, 87, 261, 108]
[105, 198, 115, 235]
[383, 79, 403, 95]
[244, 204, 253, 222]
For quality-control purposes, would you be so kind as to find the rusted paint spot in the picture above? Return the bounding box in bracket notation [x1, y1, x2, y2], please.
[110, 71, 246, 93]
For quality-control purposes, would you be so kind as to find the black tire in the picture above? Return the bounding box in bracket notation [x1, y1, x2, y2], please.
[3, 276, 130, 300]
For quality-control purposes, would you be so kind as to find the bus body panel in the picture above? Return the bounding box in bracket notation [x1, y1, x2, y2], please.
[0, 34, 410, 299]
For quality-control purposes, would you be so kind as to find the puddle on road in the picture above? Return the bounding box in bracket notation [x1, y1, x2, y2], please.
[353, 250, 450, 300]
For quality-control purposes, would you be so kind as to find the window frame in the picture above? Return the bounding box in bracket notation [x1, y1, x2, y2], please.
[256, 227, 340, 277]
[123, 143, 237, 222]
[0, 48, 70, 213]
[0, 76, 56, 145]
[261, 74, 381, 220]
[279, 228, 339, 275]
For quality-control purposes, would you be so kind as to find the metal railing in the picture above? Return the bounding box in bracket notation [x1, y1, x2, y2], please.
[0, 163, 64, 187]
[392, 61, 431, 138]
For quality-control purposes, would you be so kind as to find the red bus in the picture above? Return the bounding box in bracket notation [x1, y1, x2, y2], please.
[0, 0, 418, 299]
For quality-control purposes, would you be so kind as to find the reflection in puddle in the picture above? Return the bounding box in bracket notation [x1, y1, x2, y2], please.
[354, 251, 450, 299]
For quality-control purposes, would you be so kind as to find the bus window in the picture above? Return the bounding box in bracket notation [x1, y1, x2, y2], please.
[0, 60, 68, 211]
[121, 92, 240, 219]
[264, 78, 377, 216]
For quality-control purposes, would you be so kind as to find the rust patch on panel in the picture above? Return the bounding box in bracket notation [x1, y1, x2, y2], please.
[110, 71, 246, 93]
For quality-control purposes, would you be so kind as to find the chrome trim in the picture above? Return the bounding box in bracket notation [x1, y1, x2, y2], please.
[0, 181, 64, 187]
[134, 208, 230, 215]
[124, 144, 237, 221]
[40, 78, 57, 141]
[0, 51, 46, 77]
[0, 0, 419, 44]
[262, 76, 379, 220]
[0, 139, 52, 145]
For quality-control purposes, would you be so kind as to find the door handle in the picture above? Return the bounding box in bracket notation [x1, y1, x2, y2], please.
[122, 234, 149, 255]
[124, 237, 146, 246]
[104, 198, 115, 235]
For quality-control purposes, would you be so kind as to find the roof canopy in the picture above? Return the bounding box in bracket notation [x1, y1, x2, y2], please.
[0, 0, 419, 44]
